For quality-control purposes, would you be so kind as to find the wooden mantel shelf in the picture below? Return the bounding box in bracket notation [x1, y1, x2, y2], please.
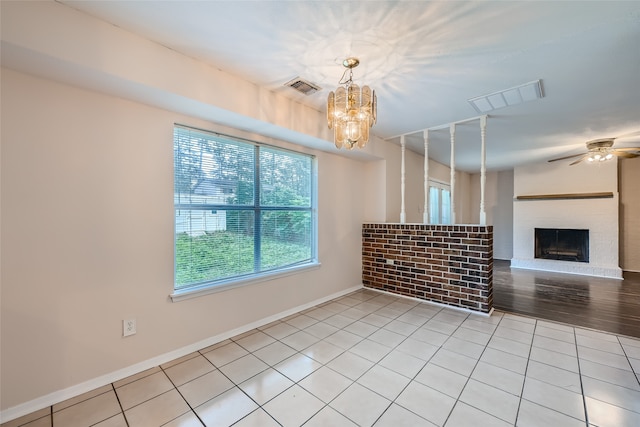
[515, 192, 614, 201]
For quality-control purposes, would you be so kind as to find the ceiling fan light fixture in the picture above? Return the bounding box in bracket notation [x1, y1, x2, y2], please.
[327, 57, 377, 150]
[549, 136, 640, 165]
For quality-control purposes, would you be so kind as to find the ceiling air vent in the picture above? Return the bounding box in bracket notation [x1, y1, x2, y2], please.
[285, 77, 321, 95]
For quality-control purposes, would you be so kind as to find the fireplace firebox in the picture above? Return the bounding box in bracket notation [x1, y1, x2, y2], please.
[535, 228, 589, 263]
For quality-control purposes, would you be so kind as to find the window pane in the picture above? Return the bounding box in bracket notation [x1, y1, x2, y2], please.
[174, 126, 315, 291]
[175, 209, 255, 288]
[174, 128, 254, 206]
[260, 148, 312, 207]
[441, 189, 451, 224]
[429, 186, 440, 223]
[260, 210, 312, 270]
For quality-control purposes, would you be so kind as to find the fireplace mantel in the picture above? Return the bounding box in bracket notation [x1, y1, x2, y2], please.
[515, 192, 613, 201]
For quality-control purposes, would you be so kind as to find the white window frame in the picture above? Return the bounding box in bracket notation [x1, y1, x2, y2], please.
[171, 125, 319, 301]
[428, 179, 452, 224]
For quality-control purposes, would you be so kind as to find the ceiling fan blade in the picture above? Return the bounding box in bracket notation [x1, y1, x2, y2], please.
[614, 130, 640, 140]
[612, 147, 640, 152]
[612, 150, 639, 158]
[569, 154, 589, 165]
[548, 152, 586, 162]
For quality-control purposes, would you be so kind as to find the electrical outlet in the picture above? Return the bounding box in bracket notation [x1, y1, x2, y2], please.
[123, 318, 136, 337]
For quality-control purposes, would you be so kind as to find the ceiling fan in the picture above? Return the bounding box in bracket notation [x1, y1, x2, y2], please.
[548, 135, 640, 165]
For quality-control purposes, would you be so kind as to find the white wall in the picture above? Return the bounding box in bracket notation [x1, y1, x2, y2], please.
[512, 160, 621, 278]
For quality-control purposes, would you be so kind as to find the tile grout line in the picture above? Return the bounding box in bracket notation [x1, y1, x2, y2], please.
[110, 382, 130, 427]
[574, 327, 590, 427]
[513, 318, 537, 427]
[616, 335, 640, 390]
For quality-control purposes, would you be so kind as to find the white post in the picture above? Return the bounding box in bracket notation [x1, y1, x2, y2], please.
[450, 124, 456, 224]
[400, 135, 406, 224]
[479, 115, 487, 225]
[423, 130, 430, 224]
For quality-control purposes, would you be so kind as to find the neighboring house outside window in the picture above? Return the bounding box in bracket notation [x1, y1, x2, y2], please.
[429, 180, 451, 224]
[173, 126, 317, 294]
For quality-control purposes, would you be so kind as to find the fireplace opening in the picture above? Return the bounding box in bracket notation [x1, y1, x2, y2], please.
[535, 228, 589, 263]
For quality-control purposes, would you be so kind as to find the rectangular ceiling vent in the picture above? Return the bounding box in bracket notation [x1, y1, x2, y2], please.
[468, 79, 544, 113]
[285, 77, 321, 95]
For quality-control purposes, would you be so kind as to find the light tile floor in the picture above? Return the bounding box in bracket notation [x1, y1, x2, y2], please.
[4, 289, 640, 427]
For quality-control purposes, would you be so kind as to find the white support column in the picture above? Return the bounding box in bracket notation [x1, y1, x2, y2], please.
[450, 124, 456, 224]
[479, 115, 487, 225]
[423, 130, 430, 224]
[400, 135, 406, 224]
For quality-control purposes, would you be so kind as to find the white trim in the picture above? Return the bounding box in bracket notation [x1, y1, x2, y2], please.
[423, 130, 429, 224]
[364, 287, 494, 317]
[449, 123, 456, 225]
[0, 284, 360, 423]
[170, 262, 321, 302]
[400, 135, 406, 224]
[386, 114, 488, 140]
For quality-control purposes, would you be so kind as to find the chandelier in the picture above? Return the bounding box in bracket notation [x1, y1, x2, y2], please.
[327, 58, 377, 150]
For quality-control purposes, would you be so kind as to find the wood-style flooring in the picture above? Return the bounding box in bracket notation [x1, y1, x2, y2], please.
[493, 259, 640, 338]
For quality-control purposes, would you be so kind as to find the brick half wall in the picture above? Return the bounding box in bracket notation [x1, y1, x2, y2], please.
[362, 223, 494, 313]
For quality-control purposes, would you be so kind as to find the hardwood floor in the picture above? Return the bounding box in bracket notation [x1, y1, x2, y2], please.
[493, 259, 640, 338]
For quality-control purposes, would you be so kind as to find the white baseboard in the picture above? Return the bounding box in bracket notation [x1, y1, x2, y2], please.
[364, 286, 494, 317]
[0, 285, 362, 423]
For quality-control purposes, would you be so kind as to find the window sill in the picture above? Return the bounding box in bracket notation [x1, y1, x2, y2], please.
[169, 261, 322, 302]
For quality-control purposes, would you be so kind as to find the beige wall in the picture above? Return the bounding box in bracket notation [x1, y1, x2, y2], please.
[495, 170, 515, 260]
[469, 170, 514, 259]
[619, 157, 640, 272]
[0, 69, 374, 412]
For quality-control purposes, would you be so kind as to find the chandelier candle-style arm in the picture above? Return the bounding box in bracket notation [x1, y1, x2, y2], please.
[327, 57, 377, 150]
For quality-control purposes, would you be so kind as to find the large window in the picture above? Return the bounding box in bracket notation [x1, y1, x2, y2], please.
[429, 180, 451, 224]
[174, 126, 316, 292]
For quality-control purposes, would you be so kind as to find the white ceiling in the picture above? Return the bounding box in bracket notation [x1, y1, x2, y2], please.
[56, 1, 640, 171]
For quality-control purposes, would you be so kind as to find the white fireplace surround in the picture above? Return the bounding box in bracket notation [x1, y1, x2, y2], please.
[511, 160, 622, 279]
[511, 196, 622, 279]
